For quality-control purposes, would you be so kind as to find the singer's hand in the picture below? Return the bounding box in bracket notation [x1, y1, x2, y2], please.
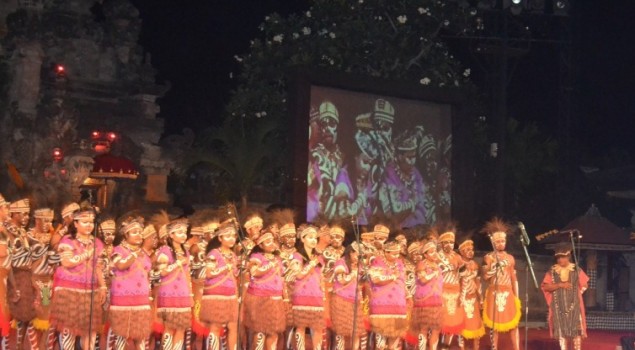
[559, 282, 572, 289]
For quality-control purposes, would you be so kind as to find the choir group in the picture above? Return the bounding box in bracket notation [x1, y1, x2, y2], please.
[0, 194, 586, 350]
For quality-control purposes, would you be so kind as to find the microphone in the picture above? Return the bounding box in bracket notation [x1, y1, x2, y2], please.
[518, 222, 530, 246]
[536, 229, 582, 241]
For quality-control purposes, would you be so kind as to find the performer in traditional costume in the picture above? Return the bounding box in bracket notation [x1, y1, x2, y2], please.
[200, 222, 240, 350]
[436, 226, 465, 349]
[28, 208, 59, 350]
[98, 218, 116, 349]
[50, 208, 107, 350]
[243, 230, 286, 350]
[188, 212, 215, 347]
[331, 243, 365, 350]
[411, 239, 443, 350]
[541, 243, 588, 350]
[0, 195, 11, 349]
[155, 218, 193, 350]
[480, 218, 521, 350]
[109, 218, 152, 350]
[291, 224, 326, 350]
[403, 240, 421, 346]
[7, 199, 37, 350]
[143, 219, 163, 349]
[278, 217, 300, 347]
[50, 202, 79, 250]
[368, 241, 409, 350]
[458, 239, 484, 350]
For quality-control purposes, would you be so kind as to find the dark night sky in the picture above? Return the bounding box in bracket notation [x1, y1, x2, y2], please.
[130, 0, 635, 162]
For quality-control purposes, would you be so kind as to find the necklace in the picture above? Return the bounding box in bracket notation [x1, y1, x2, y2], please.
[77, 235, 93, 246]
[122, 241, 141, 253]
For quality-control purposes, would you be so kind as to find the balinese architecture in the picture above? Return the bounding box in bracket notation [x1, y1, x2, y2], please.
[0, 0, 172, 213]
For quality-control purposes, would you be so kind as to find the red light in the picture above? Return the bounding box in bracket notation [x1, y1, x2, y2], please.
[60, 169, 67, 175]
[92, 131, 100, 139]
[52, 147, 63, 162]
[56, 65, 64, 73]
[108, 132, 116, 140]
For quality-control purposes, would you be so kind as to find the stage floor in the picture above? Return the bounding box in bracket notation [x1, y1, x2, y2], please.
[454, 328, 633, 350]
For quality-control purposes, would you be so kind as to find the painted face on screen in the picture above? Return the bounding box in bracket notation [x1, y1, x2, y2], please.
[355, 153, 372, 177]
[398, 150, 417, 173]
[318, 117, 338, 145]
[374, 120, 392, 142]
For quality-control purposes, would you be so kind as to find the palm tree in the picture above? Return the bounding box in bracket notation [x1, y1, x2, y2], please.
[185, 116, 282, 209]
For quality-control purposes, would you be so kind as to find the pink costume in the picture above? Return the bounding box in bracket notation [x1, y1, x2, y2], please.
[50, 236, 105, 336]
[330, 259, 364, 338]
[291, 254, 324, 328]
[243, 252, 286, 335]
[368, 256, 408, 338]
[156, 245, 192, 330]
[200, 248, 238, 324]
[109, 245, 153, 340]
[411, 259, 443, 332]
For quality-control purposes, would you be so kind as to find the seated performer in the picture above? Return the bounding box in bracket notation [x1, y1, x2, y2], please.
[541, 243, 588, 350]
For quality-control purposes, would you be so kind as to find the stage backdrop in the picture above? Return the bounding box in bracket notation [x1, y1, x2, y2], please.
[306, 85, 452, 227]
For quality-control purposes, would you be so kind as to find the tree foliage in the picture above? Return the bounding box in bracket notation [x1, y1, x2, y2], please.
[188, 0, 479, 205]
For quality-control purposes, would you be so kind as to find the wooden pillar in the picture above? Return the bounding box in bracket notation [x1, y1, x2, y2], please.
[585, 250, 597, 308]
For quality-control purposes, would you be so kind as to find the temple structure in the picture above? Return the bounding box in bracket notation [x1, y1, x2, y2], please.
[0, 0, 171, 213]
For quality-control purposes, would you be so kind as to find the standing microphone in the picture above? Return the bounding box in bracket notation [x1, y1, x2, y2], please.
[518, 222, 530, 246]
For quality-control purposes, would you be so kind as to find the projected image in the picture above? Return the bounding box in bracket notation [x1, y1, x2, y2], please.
[307, 85, 452, 227]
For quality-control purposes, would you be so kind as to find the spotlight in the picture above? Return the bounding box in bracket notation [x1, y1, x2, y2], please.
[553, 0, 569, 15]
[52, 147, 63, 162]
[503, 0, 524, 14]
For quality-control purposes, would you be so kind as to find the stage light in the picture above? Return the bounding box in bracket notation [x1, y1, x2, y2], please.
[108, 132, 116, 141]
[91, 131, 100, 139]
[553, 0, 569, 15]
[503, 0, 524, 14]
[512, 0, 521, 4]
[52, 147, 63, 162]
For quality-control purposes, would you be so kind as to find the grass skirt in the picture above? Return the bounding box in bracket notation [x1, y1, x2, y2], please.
[158, 308, 192, 330]
[370, 315, 408, 338]
[200, 296, 238, 324]
[50, 288, 104, 336]
[243, 293, 285, 334]
[330, 294, 365, 338]
[410, 306, 442, 333]
[8, 269, 36, 322]
[109, 306, 152, 340]
[292, 306, 324, 329]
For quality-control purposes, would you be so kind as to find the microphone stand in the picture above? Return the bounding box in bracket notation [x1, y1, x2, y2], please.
[87, 198, 101, 350]
[519, 234, 539, 350]
[350, 216, 365, 350]
[227, 203, 249, 350]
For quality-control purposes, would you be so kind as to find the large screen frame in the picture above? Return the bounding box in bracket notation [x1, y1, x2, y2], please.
[287, 67, 474, 226]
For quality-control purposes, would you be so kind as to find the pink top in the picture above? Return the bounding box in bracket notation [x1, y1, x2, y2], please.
[54, 236, 104, 290]
[332, 259, 360, 302]
[204, 249, 237, 297]
[110, 245, 152, 307]
[247, 253, 283, 298]
[414, 260, 443, 307]
[156, 245, 192, 309]
[369, 257, 407, 316]
[291, 254, 324, 307]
